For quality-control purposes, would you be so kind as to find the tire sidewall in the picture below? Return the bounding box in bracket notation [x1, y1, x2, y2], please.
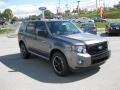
[20, 43, 30, 59]
[51, 52, 70, 76]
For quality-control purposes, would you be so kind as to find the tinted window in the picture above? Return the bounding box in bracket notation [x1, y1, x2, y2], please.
[19, 22, 27, 32]
[36, 21, 47, 32]
[36, 21, 48, 37]
[26, 22, 35, 34]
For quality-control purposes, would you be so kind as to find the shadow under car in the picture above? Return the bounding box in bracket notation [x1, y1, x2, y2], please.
[0, 53, 100, 83]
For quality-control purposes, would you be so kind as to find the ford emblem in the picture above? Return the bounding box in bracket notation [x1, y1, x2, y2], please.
[98, 46, 103, 50]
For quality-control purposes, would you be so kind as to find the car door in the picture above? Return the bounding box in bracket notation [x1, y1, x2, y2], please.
[34, 21, 51, 58]
[24, 21, 36, 51]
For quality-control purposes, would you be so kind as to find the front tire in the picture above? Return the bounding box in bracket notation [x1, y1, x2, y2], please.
[20, 43, 30, 59]
[51, 52, 70, 76]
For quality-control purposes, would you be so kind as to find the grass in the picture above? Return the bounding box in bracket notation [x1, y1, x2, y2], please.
[72, 8, 120, 19]
[95, 22, 106, 28]
[104, 9, 120, 19]
[0, 28, 15, 36]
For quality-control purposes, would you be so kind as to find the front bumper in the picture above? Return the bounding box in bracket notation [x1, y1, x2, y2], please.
[91, 50, 110, 64]
[68, 50, 111, 70]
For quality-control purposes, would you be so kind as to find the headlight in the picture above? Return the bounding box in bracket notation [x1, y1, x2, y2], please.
[71, 45, 87, 53]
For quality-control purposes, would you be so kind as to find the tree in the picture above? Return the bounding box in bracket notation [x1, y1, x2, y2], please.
[12, 16, 18, 21]
[65, 10, 71, 16]
[29, 15, 38, 20]
[0, 11, 2, 18]
[2, 9, 13, 21]
[72, 10, 77, 14]
[44, 10, 54, 19]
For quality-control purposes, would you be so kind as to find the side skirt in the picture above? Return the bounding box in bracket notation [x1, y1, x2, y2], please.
[29, 51, 49, 60]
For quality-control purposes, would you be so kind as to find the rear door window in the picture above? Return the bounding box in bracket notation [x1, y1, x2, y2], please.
[36, 21, 48, 37]
[26, 22, 36, 34]
[36, 21, 47, 32]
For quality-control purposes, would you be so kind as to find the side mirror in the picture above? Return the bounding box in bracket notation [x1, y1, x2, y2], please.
[37, 30, 48, 37]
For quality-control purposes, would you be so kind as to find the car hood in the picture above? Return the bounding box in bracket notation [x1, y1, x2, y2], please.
[55, 33, 107, 45]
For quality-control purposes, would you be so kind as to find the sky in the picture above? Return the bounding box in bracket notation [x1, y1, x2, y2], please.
[0, 0, 120, 17]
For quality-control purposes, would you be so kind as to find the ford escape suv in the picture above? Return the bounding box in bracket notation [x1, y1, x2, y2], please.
[18, 20, 110, 76]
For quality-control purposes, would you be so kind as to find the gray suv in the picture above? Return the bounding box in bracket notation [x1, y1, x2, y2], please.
[18, 20, 110, 76]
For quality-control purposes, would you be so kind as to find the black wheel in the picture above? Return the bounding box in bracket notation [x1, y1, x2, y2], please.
[51, 52, 70, 76]
[20, 43, 30, 59]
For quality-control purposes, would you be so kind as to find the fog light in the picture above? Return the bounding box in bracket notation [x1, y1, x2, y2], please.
[78, 60, 84, 65]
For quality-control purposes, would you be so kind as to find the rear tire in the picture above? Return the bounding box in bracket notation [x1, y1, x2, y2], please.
[20, 43, 30, 59]
[51, 52, 70, 76]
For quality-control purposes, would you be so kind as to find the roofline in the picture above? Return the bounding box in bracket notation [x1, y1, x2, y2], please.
[23, 19, 69, 22]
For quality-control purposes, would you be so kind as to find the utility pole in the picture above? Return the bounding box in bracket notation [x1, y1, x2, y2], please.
[66, 4, 69, 11]
[96, 0, 98, 17]
[66, 0, 69, 11]
[58, 0, 61, 15]
[59, 0, 60, 9]
[103, 0, 105, 8]
[77, 1, 80, 15]
[96, 0, 98, 9]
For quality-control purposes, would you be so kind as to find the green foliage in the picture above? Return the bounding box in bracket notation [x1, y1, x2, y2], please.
[0, 29, 14, 35]
[72, 10, 77, 13]
[29, 15, 38, 20]
[2, 9, 13, 21]
[44, 10, 54, 19]
[95, 22, 106, 28]
[79, 8, 120, 19]
[0, 11, 2, 18]
[105, 9, 120, 19]
[12, 16, 18, 21]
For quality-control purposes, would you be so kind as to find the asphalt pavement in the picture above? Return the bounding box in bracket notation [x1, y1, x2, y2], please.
[0, 36, 120, 90]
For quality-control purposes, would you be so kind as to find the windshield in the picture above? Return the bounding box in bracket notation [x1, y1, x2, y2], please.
[47, 21, 82, 35]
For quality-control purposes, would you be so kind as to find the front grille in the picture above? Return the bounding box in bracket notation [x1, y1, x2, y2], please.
[86, 42, 108, 55]
[91, 51, 110, 64]
[92, 57, 107, 64]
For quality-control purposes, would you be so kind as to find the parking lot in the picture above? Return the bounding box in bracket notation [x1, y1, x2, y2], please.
[0, 36, 120, 90]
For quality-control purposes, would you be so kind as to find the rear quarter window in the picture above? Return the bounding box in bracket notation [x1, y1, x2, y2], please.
[26, 22, 36, 34]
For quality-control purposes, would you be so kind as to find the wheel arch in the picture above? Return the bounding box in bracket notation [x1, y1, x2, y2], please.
[19, 40, 25, 46]
[50, 49, 67, 62]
